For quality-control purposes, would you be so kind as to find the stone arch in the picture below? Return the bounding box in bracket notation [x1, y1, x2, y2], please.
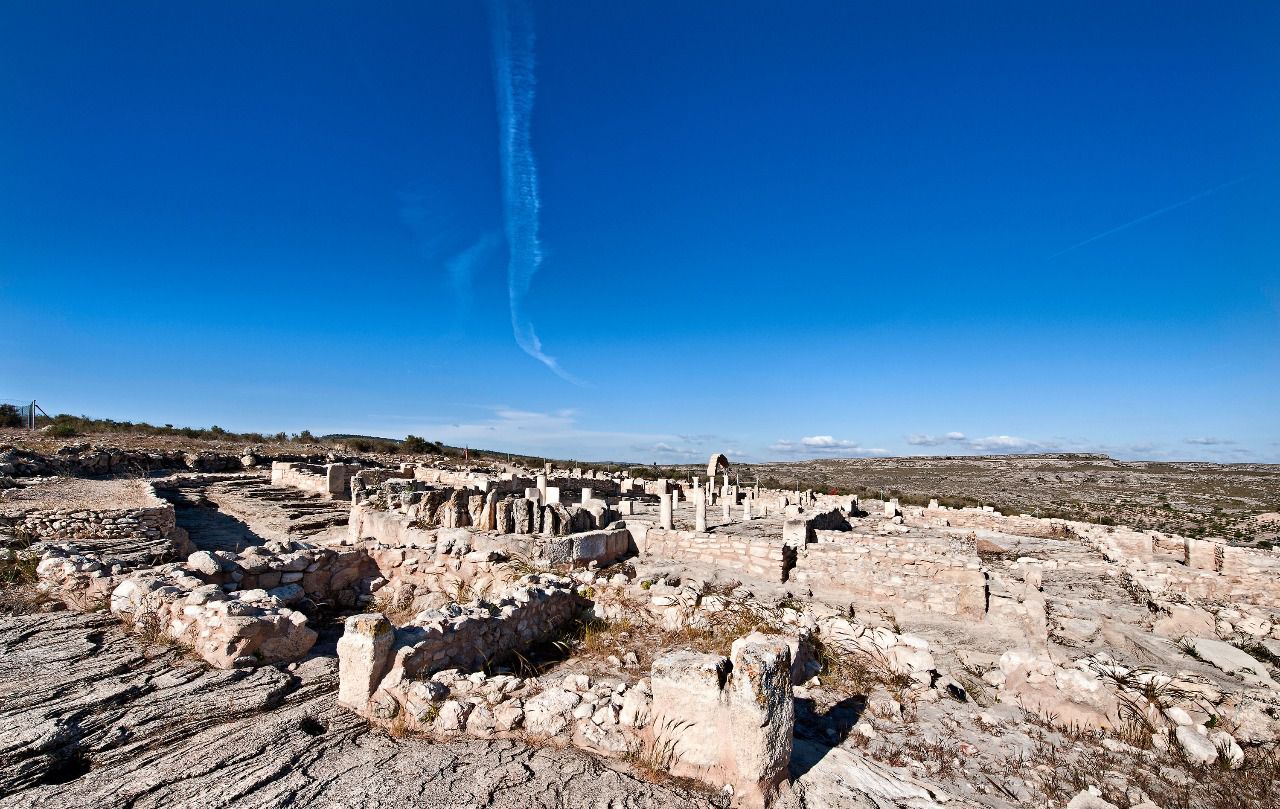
[706, 453, 731, 480]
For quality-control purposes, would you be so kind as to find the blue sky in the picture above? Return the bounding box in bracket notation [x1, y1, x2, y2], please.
[2, 1, 1277, 463]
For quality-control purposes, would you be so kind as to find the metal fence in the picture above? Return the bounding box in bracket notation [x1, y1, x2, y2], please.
[0, 399, 42, 429]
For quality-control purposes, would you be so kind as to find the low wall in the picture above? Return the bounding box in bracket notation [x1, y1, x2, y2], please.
[781, 507, 851, 544]
[338, 574, 577, 710]
[185, 540, 381, 609]
[789, 536, 987, 618]
[539, 528, 632, 567]
[2, 482, 177, 542]
[271, 461, 354, 498]
[640, 528, 790, 580]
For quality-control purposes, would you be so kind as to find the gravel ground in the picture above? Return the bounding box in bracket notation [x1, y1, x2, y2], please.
[0, 477, 154, 511]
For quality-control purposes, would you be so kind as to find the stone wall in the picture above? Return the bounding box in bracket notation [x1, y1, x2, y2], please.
[539, 528, 632, 567]
[351, 467, 414, 494]
[337, 574, 578, 711]
[650, 636, 794, 809]
[938, 508, 1280, 612]
[271, 461, 355, 498]
[108, 567, 317, 667]
[183, 539, 381, 609]
[640, 528, 790, 580]
[3, 482, 177, 542]
[781, 506, 851, 544]
[789, 535, 988, 618]
[352, 485, 621, 544]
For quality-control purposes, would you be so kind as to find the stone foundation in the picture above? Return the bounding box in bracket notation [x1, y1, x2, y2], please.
[337, 574, 578, 714]
[271, 461, 356, 498]
[790, 535, 987, 618]
[2, 482, 177, 542]
[640, 528, 790, 580]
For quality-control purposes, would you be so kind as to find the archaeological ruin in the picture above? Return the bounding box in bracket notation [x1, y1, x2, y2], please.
[2, 440, 1279, 808]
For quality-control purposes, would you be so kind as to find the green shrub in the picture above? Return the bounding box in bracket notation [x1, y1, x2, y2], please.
[0, 405, 23, 428]
[401, 435, 430, 454]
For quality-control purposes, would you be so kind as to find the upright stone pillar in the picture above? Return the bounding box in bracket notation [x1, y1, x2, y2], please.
[722, 499, 732, 521]
[324, 463, 348, 496]
[536, 474, 548, 503]
[581, 487, 593, 504]
[695, 492, 708, 532]
[659, 493, 674, 529]
[337, 613, 394, 712]
[477, 490, 498, 531]
[743, 497, 753, 520]
[650, 636, 793, 809]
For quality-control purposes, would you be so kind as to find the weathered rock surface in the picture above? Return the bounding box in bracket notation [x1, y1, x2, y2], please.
[0, 611, 713, 808]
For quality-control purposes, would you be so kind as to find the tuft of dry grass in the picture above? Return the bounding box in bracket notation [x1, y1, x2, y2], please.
[0, 537, 53, 615]
[373, 587, 417, 625]
[810, 636, 914, 697]
[1024, 713, 1280, 809]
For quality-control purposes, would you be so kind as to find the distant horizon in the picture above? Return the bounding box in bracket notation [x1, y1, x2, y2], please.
[6, 403, 1278, 468]
[3, 2, 1277, 465]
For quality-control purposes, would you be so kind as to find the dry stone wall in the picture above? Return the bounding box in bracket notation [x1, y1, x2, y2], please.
[2, 482, 177, 542]
[640, 528, 790, 580]
[790, 533, 988, 618]
[338, 574, 578, 713]
[270, 461, 355, 498]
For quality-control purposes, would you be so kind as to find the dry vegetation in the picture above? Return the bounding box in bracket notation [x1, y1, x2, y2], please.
[737, 455, 1280, 545]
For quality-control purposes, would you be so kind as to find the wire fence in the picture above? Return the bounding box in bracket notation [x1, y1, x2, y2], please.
[0, 399, 44, 429]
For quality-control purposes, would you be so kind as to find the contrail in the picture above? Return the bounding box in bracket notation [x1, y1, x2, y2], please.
[446, 232, 499, 319]
[1048, 172, 1256, 260]
[490, 0, 584, 385]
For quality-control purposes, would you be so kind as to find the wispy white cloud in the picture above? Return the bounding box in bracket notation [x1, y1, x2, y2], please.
[906, 431, 966, 446]
[967, 435, 1044, 452]
[490, 0, 582, 385]
[1184, 436, 1235, 446]
[769, 435, 887, 456]
[632, 441, 700, 459]
[397, 193, 497, 318]
[391, 406, 676, 460]
[445, 233, 499, 316]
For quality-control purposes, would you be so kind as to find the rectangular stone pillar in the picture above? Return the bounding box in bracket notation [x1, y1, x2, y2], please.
[337, 613, 394, 712]
[545, 486, 561, 505]
[581, 487, 593, 504]
[324, 463, 347, 496]
[1185, 537, 1220, 571]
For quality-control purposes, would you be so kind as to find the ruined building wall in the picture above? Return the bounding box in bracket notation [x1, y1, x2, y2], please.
[2, 482, 177, 542]
[338, 575, 578, 711]
[271, 461, 354, 498]
[640, 528, 790, 580]
[789, 534, 988, 619]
